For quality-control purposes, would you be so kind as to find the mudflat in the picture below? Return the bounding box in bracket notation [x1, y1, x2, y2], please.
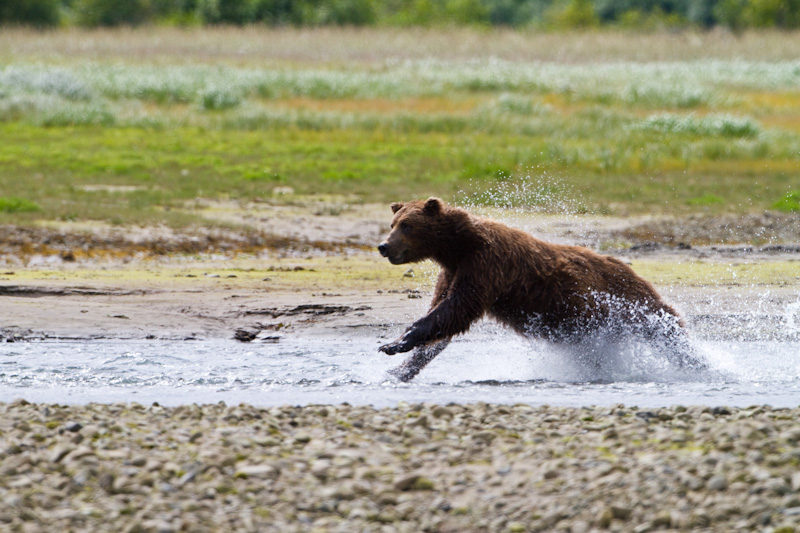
[2, 203, 799, 344]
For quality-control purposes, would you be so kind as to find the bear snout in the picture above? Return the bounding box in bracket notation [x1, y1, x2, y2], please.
[378, 243, 389, 257]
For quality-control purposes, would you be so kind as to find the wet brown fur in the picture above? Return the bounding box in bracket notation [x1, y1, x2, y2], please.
[378, 197, 694, 381]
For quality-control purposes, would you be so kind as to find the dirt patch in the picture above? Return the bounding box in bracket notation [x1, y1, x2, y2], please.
[0, 285, 150, 297]
[243, 303, 372, 318]
[616, 211, 800, 247]
[0, 223, 371, 265]
[3, 208, 799, 265]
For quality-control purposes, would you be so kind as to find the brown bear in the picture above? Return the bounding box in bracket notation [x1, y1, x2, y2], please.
[378, 197, 701, 382]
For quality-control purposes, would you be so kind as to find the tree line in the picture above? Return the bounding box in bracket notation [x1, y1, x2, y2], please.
[2, 0, 800, 30]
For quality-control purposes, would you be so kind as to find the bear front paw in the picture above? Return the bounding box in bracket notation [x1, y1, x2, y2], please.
[379, 338, 413, 355]
[379, 342, 400, 355]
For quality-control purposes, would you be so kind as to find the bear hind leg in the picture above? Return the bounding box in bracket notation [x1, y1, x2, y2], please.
[640, 317, 707, 371]
[388, 339, 451, 382]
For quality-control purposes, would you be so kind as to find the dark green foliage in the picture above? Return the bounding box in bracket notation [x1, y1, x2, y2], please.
[0, 0, 61, 26]
[196, 0, 257, 24]
[253, 0, 303, 25]
[484, 0, 551, 26]
[2, 0, 800, 32]
[73, 0, 153, 26]
[714, 0, 800, 30]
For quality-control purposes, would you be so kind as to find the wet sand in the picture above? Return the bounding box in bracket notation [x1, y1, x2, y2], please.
[2, 204, 799, 343]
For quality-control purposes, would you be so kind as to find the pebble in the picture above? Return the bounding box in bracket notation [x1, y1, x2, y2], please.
[0, 401, 799, 531]
[707, 475, 728, 491]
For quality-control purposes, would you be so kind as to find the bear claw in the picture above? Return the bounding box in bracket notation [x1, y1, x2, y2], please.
[379, 343, 400, 355]
[379, 339, 413, 355]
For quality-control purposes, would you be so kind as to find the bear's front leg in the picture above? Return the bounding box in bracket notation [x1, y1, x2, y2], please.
[379, 337, 412, 355]
[380, 291, 482, 356]
[379, 322, 431, 355]
[380, 270, 455, 355]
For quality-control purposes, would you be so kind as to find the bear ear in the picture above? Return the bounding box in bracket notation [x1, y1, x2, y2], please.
[390, 202, 403, 214]
[423, 197, 443, 214]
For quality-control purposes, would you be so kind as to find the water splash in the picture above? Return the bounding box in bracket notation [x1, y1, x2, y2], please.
[459, 171, 580, 214]
[0, 336, 798, 407]
[785, 300, 800, 335]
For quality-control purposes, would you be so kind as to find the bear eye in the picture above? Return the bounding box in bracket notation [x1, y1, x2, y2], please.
[399, 222, 411, 234]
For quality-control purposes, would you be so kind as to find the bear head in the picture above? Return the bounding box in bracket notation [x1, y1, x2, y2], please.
[378, 197, 471, 266]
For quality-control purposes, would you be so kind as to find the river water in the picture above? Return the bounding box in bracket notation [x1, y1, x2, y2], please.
[2, 325, 799, 407]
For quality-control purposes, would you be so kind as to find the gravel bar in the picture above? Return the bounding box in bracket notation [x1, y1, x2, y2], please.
[2, 400, 800, 532]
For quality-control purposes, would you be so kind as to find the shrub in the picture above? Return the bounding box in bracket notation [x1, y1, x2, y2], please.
[0, 0, 61, 26]
[196, 0, 258, 25]
[0, 66, 93, 101]
[547, 0, 599, 28]
[73, 0, 152, 26]
[639, 113, 760, 138]
[773, 191, 800, 212]
[254, 0, 303, 25]
[320, 0, 378, 26]
[0, 197, 40, 213]
[199, 86, 243, 110]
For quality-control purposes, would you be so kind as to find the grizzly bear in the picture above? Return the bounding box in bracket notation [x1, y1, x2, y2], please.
[378, 197, 702, 382]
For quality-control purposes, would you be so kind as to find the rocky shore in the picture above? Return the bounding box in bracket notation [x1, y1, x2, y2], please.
[2, 400, 800, 532]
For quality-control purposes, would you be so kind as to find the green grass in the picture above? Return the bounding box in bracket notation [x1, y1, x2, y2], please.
[1, 28, 800, 226]
[0, 196, 40, 213]
[773, 191, 800, 212]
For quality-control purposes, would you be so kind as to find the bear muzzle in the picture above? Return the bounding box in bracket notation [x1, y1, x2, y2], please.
[378, 242, 405, 264]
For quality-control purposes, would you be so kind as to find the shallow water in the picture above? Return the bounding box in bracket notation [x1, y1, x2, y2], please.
[1, 329, 799, 407]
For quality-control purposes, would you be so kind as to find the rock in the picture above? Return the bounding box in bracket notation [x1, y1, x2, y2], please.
[611, 506, 632, 520]
[0, 401, 799, 532]
[597, 507, 614, 528]
[766, 477, 790, 495]
[310, 460, 331, 480]
[406, 415, 429, 429]
[707, 475, 728, 491]
[49, 445, 74, 463]
[394, 473, 435, 491]
[294, 432, 311, 444]
[432, 406, 453, 419]
[253, 437, 281, 447]
[98, 472, 115, 493]
[141, 519, 175, 533]
[543, 469, 559, 480]
[690, 510, 711, 528]
[234, 465, 279, 480]
[65, 446, 95, 463]
[651, 511, 672, 527]
[570, 520, 591, 533]
[177, 470, 197, 486]
[472, 431, 496, 443]
[64, 422, 83, 433]
[791, 471, 800, 492]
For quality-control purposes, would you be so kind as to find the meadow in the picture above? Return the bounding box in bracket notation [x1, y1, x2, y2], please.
[1, 27, 800, 227]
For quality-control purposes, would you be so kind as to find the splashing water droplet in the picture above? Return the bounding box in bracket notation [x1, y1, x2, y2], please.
[785, 301, 800, 334]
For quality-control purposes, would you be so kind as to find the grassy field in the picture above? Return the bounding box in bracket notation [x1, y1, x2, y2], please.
[1, 27, 800, 227]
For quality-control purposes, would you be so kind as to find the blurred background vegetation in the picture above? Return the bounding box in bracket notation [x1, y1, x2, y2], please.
[2, 0, 800, 31]
[1, 3, 799, 227]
